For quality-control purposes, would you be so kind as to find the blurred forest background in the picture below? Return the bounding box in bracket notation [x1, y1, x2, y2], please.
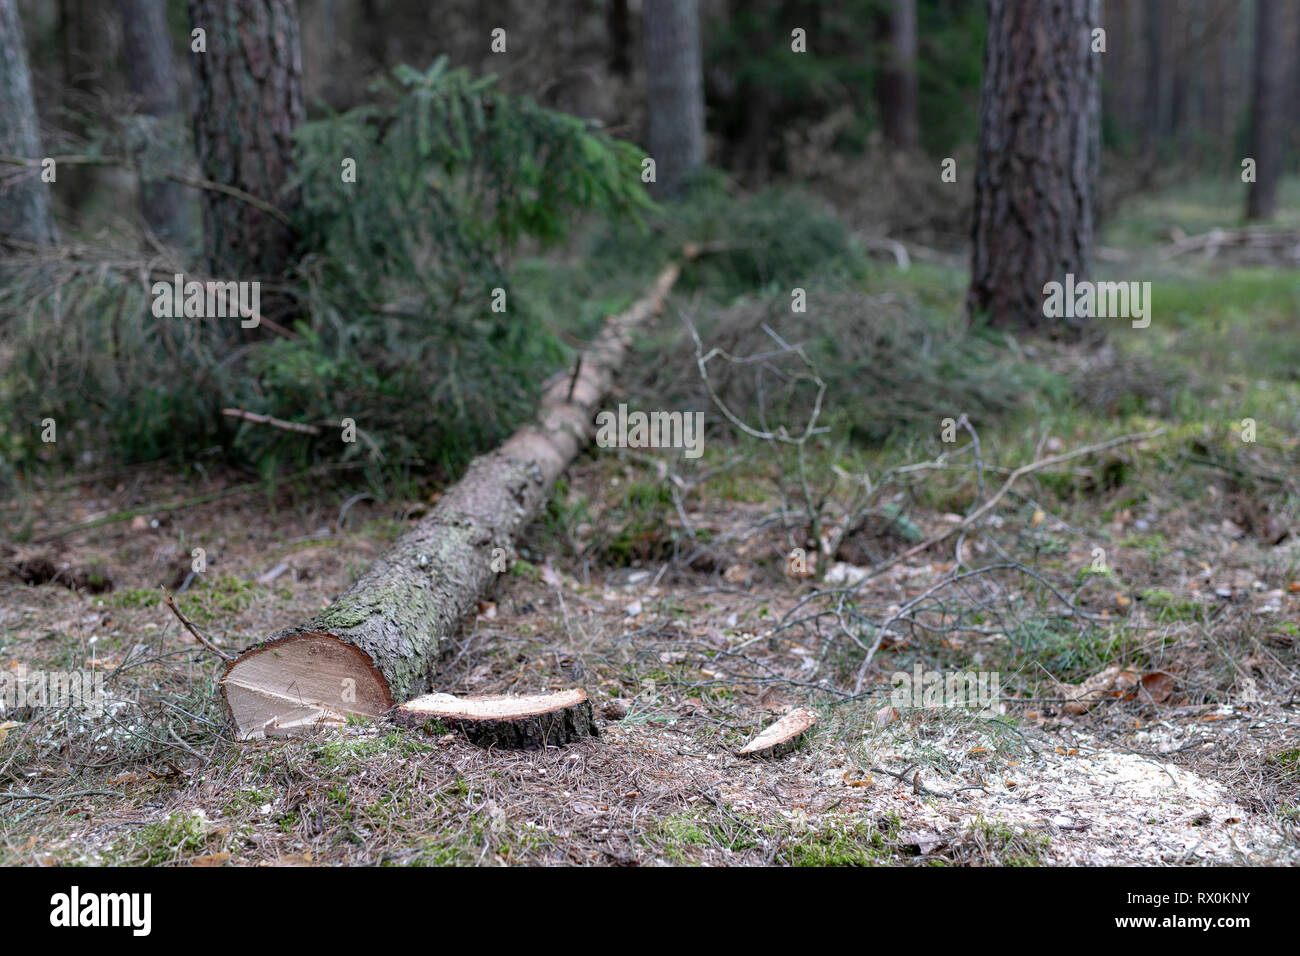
[1, 0, 1297, 492]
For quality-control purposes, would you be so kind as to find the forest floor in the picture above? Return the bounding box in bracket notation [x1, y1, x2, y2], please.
[0, 439, 1297, 866]
[2, 179, 1299, 866]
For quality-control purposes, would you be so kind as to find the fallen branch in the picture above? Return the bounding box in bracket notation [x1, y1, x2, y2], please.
[162, 586, 233, 661]
[0, 153, 291, 225]
[872, 428, 1165, 576]
[220, 259, 686, 737]
[222, 408, 322, 435]
[1159, 226, 1300, 260]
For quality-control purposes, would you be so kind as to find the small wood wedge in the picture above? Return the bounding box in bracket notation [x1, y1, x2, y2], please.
[737, 707, 817, 758]
[392, 688, 598, 749]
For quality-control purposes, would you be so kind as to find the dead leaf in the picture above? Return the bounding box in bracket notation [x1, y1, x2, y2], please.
[874, 705, 899, 727]
[1139, 671, 1176, 703]
[192, 853, 231, 867]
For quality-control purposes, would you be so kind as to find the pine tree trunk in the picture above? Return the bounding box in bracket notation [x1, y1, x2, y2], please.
[57, 0, 97, 216]
[1140, 0, 1166, 158]
[966, 0, 1100, 339]
[1245, 0, 1284, 221]
[643, 0, 705, 198]
[0, 0, 57, 245]
[119, 0, 191, 244]
[188, 0, 304, 277]
[608, 0, 631, 76]
[875, 0, 920, 150]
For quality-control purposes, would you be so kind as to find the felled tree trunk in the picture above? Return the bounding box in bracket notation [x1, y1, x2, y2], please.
[221, 262, 682, 738]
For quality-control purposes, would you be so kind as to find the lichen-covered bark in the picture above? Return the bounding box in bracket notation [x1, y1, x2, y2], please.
[275, 458, 547, 704]
[222, 263, 681, 735]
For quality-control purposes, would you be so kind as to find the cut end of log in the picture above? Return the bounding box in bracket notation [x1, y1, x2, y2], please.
[221, 632, 394, 739]
[392, 689, 598, 749]
[737, 707, 818, 759]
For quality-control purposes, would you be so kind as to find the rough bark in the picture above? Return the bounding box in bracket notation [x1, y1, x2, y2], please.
[188, 0, 304, 277]
[392, 690, 598, 749]
[875, 0, 920, 150]
[1245, 0, 1284, 222]
[966, 0, 1100, 339]
[0, 0, 58, 244]
[221, 262, 683, 738]
[643, 0, 705, 198]
[119, 0, 191, 243]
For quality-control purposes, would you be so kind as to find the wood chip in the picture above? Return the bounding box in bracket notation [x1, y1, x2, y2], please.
[737, 707, 818, 759]
[392, 688, 598, 749]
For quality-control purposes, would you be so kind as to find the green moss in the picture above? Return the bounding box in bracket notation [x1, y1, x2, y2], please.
[966, 815, 1050, 866]
[108, 587, 162, 609]
[780, 819, 899, 867]
[311, 731, 439, 770]
[114, 811, 211, 866]
[1139, 588, 1202, 622]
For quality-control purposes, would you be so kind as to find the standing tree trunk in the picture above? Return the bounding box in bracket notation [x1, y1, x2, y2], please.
[967, 0, 1100, 339]
[188, 0, 304, 277]
[1140, 0, 1166, 159]
[119, 0, 191, 244]
[57, 0, 98, 216]
[0, 0, 58, 244]
[874, 0, 920, 150]
[1245, 0, 1284, 221]
[643, 0, 705, 198]
[608, 0, 631, 77]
